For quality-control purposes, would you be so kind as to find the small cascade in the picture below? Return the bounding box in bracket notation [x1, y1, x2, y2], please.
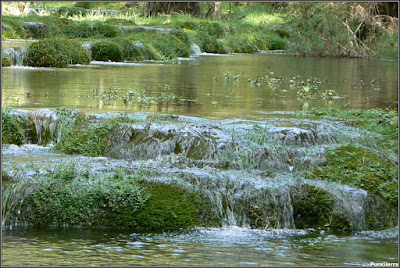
[6, 109, 75, 145]
[82, 43, 92, 58]
[2, 47, 28, 66]
[1, 109, 397, 231]
[190, 44, 202, 55]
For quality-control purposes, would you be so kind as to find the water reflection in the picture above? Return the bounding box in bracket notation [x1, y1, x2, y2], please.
[2, 227, 398, 266]
[2, 54, 398, 119]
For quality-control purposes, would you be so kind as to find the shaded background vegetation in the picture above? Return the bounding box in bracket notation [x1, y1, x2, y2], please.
[1, 1, 398, 62]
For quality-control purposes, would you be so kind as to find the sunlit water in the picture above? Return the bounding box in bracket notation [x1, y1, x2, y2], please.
[2, 227, 398, 266]
[2, 53, 398, 119]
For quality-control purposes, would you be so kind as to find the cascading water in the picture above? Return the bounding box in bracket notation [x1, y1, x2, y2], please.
[2, 47, 28, 66]
[1, 109, 398, 231]
[190, 44, 202, 55]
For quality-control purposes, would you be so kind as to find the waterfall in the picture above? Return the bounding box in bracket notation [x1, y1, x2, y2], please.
[190, 44, 202, 55]
[1, 109, 397, 231]
[2, 47, 28, 66]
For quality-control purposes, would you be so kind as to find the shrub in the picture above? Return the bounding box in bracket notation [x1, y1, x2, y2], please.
[25, 39, 91, 67]
[91, 40, 122, 61]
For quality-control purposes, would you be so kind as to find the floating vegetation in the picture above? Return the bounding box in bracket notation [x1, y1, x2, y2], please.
[82, 84, 199, 106]
[245, 67, 347, 101]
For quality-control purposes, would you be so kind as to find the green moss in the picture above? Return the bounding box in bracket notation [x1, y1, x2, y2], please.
[291, 184, 335, 229]
[134, 181, 217, 229]
[1, 109, 27, 145]
[25, 38, 91, 67]
[91, 40, 122, 61]
[2, 57, 11, 67]
[55, 117, 119, 156]
[225, 35, 255, 53]
[5, 170, 216, 229]
[197, 32, 227, 54]
[307, 108, 398, 154]
[306, 145, 398, 208]
[117, 39, 145, 61]
[16, 176, 150, 228]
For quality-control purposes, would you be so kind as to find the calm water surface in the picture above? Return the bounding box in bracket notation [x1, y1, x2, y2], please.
[2, 53, 398, 119]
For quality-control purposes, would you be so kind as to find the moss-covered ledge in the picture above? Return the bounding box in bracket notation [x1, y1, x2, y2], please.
[2, 169, 218, 229]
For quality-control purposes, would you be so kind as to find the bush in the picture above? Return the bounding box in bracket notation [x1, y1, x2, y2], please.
[25, 38, 91, 67]
[91, 40, 122, 61]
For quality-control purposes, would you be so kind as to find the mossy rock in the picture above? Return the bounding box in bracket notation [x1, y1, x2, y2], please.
[134, 181, 218, 229]
[1, 109, 27, 145]
[146, 33, 190, 60]
[197, 33, 227, 54]
[226, 36, 255, 53]
[15, 177, 150, 228]
[291, 184, 335, 229]
[117, 39, 145, 61]
[306, 145, 398, 208]
[25, 38, 91, 67]
[9, 174, 217, 229]
[91, 40, 122, 61]
[2, 57, 11, 67]
[55, 117, 119, 156]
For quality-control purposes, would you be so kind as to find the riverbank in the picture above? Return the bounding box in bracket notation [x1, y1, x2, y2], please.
[2, 2, 397, 67]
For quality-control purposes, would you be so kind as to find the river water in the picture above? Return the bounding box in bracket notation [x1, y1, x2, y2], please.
[2, 53, 398, 119]
[1, 50, 399, 266]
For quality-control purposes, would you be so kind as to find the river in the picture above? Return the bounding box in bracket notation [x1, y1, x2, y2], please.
[1, 49, 398, 266]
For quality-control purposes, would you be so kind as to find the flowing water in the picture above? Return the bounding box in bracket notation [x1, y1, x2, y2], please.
[1, 41, 399, 266]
